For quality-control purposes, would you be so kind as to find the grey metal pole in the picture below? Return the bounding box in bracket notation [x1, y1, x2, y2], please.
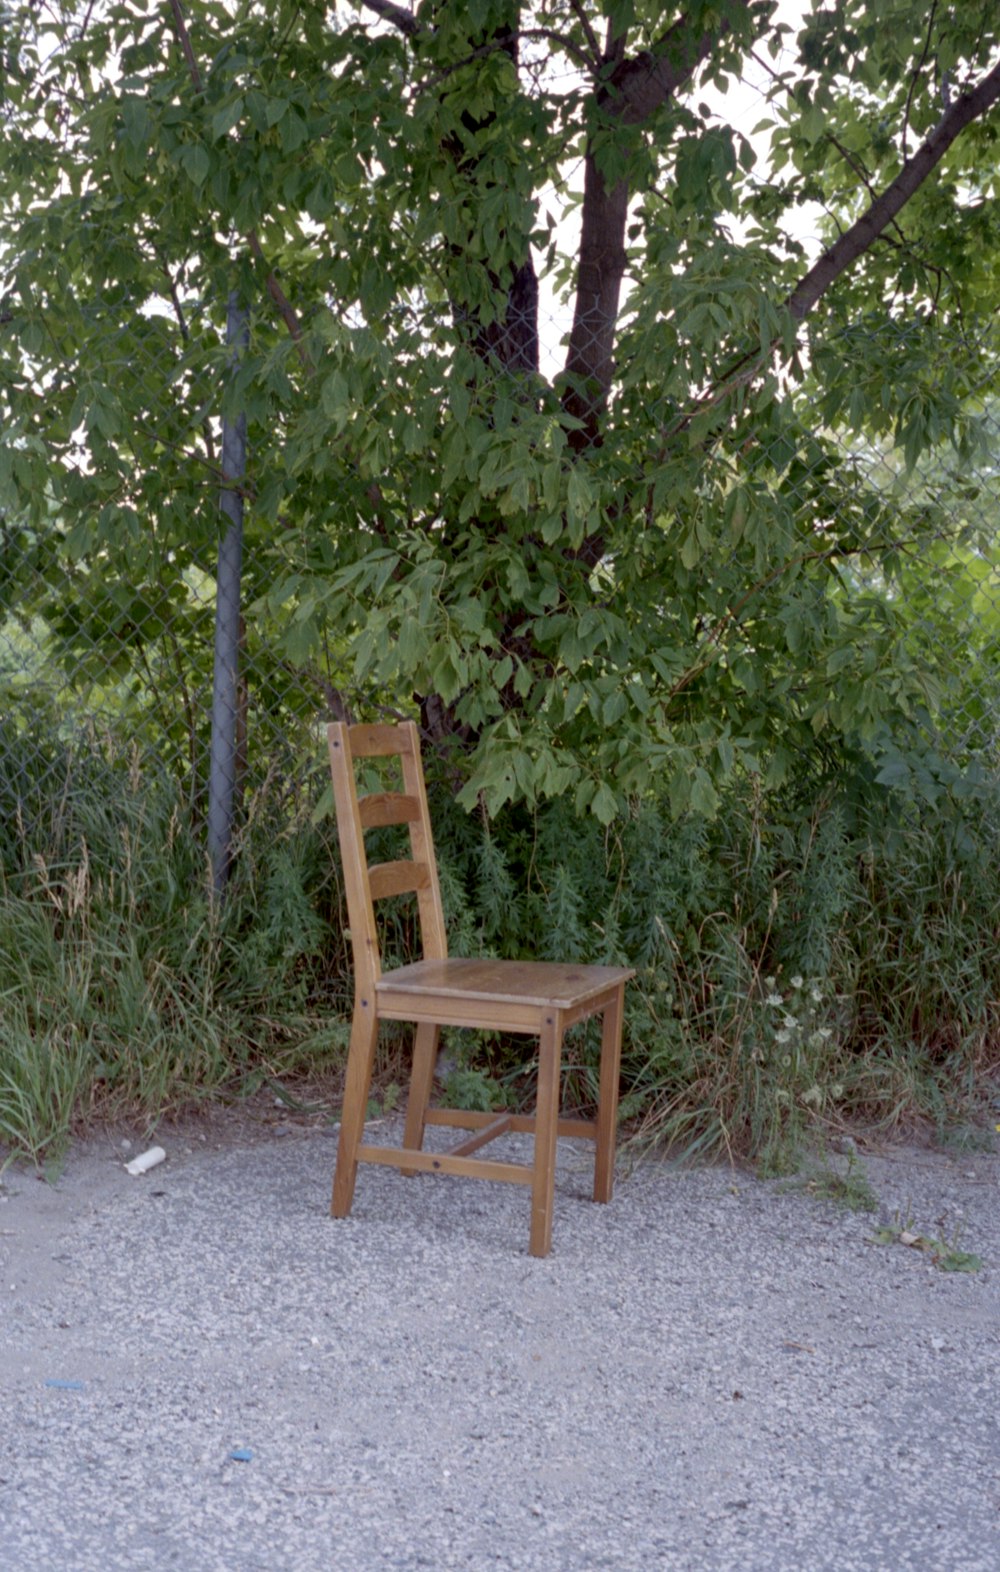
[208, 293, 248, 896]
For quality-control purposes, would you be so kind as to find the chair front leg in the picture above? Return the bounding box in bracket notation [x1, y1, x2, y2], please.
[529, 1011, 564, 1258]
[401, 1020, 439, 1172]
[593, 984, 625, 1204]
[331, 998, 380, 1218]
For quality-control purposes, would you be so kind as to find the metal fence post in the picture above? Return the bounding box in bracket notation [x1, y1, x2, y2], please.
[208, 293, 248, 896]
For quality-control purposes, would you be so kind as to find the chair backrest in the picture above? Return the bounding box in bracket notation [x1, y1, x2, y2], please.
[327, 721, 448, 994]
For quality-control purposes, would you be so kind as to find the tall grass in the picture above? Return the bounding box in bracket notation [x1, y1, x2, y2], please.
[0, 726, 346, 1162]
[431, 774, 1000, 1168]
[3, 718, 999, 1171]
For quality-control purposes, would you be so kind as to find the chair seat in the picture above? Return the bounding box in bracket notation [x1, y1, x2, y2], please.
[378, 957, 633, 1011]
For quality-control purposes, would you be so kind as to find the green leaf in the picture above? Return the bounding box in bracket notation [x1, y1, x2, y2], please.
[280, 112, 309, 153]
[680, 530, 700, 570]
[689, 769, 720, 818]
[567, 466, 591, 521]
[211, 97, 244, 141]
[120, 97, 151, 149]
[591, 783, 618, 825]
[178, 143, 211, 186]
[602, 689, 627, 726]
[874, 757, 911, 790]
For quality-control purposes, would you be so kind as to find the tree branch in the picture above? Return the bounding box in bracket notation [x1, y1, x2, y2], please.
[607, 0, 754, 126]
[246, 232, 310, 365]
[358, 0, 420, 38]
[561, 6, 756, 451]
[166, 0, 204, 93]
[825, 132, 881, 209]
[901, 1, 938, 159]
[166, 0, 313, 370]
[151, 244, 218, 467]
[659, 48, 1000, 452]
[663, 524, 935, 713]
[825, 131, 909, 251]
[521, 28, 601, 76]
[566, 0, 602, 72]
[788, 51, 1000, 321]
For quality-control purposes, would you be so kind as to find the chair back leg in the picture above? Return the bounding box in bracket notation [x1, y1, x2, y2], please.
[593, 983, 626, 1204]
[401, 1021, 440, 1172]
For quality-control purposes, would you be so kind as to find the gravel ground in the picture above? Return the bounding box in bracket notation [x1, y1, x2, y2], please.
[1, 1115, 998, 1572]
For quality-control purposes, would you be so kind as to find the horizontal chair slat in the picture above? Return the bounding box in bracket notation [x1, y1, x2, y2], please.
[424, 1109, 598, 1142]
[349, 723, 415, 758]
[358, 791, 421, 829]
[356, 1143, 533, 1186]
[368, 859, 430, 900]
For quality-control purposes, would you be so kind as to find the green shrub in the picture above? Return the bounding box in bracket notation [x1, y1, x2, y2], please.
[0, 725, 346, 1160]
[427, 767, 1000, 1169]
[3, 715, 999, 1173]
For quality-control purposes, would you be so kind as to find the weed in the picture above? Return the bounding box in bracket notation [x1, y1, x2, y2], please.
[797, 1152, 880, 1213]
[440, 1067, 508, 1114]
[935, 1121, 996, 1155]
[364, 1082, 401, 1121]
[0, 1005, 87, 1168]
[872, 1213, 984, 1273]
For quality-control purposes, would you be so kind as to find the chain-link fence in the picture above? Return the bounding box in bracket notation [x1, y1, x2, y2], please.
[3, 310, 1000, 854]
[4, 301, 1000, 817]
[1, 276, 325, 871]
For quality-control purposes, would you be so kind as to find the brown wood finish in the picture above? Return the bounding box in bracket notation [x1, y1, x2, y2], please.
[326, 720, 634, 1257]
[357, 792, 421, 829]
[446, 1115, 513, 1158]
[367, 859, 431, 900]
[423, 1109, 598, 1141]
[356, 1143, 533, 1186]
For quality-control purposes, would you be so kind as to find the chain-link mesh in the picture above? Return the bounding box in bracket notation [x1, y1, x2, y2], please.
[2, 303, 1000, 839]
[1, 284, 223, 781]
[3, 0, 997, 856]
[837, 368, 1000, 763]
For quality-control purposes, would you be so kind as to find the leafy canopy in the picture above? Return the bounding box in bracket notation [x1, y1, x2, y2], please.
[2, 1, 1000, 816]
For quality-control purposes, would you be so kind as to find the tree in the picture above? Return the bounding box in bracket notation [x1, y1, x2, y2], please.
[2, 1, 1000, 818]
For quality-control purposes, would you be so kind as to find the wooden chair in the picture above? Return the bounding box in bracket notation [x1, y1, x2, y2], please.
[327, 720, 634, 1257]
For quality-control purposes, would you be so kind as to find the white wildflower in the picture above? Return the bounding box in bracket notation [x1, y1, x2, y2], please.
[766, 992, 783, 1007]
[790, 974, 804, 990]
[802, 1085, 823, 1107]
[810, 987, 823, 1005]
[775, 1028, 791, 1045]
